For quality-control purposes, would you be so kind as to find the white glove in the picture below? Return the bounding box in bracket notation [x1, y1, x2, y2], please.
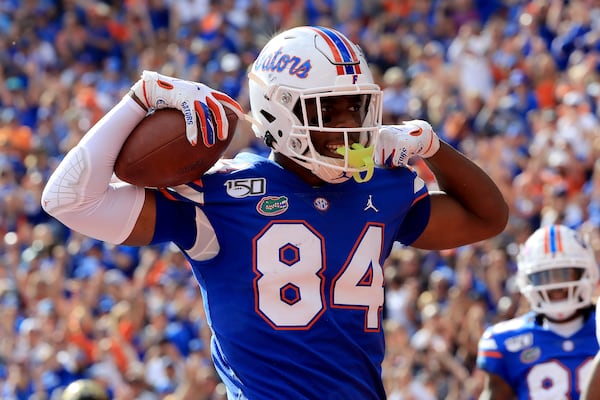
[130, 70, 243, 146]
[374, 120, 440, 167]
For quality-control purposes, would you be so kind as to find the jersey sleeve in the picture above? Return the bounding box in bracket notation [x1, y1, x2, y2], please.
[476, 327, 510, 380]
[151, 190, 197, 250]
[394, 175, 430, 246]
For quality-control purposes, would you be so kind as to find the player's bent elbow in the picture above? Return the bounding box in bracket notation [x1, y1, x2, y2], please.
[476, 192, 509, 240]
[488, 200, 509, 237]
[40, 183, 62, 219]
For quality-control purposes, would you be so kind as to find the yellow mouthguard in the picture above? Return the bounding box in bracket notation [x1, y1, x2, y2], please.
[336, 143, 374, 183]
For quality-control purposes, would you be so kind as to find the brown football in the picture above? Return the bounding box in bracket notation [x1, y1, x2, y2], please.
[115, 107, 238, 187]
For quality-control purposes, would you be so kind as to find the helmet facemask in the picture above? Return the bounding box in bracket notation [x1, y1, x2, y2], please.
[287, 90, 381, 183]
[519, 265, 593, 320]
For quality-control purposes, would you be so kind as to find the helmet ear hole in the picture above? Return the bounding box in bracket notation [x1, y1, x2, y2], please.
[264, 132, 277, 148]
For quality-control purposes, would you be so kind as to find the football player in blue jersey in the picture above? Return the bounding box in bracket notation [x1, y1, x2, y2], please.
[477, 224, 599, 400]
[42, 26, 508, 399]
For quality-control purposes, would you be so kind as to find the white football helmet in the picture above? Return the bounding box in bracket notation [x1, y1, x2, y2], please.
[517, 224, 599, 320]
[248, 26, 382, 183]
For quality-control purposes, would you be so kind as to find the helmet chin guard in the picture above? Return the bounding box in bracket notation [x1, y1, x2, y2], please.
[516, 224, 599, 320]
[248, 26, 382, 183]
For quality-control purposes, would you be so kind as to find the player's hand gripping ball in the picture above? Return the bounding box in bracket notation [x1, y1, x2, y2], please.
[374, 120, 440, 167]
[129, 70, 241, 145]
[115, 91, 243, 187]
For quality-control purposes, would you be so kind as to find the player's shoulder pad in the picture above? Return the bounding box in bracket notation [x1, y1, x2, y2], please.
[205, 158, 252, 174]
[374, 164, 426, 198]
[413, 175, 427, 196]
[488, 314, 533, 335]
[481, 313, 536, 352]
[205, 152, 268, 175]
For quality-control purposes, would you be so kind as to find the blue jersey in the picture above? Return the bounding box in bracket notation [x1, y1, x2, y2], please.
[477, 309, 598, 400]
[152, 152, 430, 399]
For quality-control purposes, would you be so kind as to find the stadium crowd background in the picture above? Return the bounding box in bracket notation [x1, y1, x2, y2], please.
[0, 0, 599, 399]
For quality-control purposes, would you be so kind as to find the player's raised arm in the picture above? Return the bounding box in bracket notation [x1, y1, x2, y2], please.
[41, 91, 149, 245]
[416, 140, 508, 249]
[374, 120, 508, 250]
[41, 71, 238, 246]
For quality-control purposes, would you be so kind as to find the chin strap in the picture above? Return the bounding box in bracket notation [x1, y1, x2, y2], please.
[337, 143, 375, 183]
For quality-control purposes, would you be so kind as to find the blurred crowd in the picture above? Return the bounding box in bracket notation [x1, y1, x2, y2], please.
[1, 0, 600, 399]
